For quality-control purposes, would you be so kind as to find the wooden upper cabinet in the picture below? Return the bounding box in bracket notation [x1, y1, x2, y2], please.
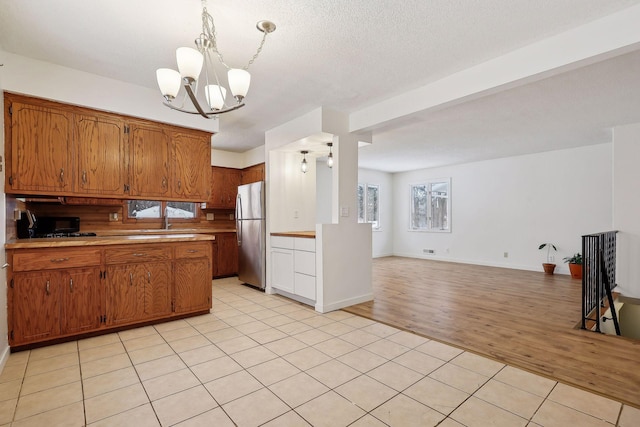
[209, 166, 240, 209]
[75, 114, 128, 196]
[4, 93, 212, 201]
[171, 130, 211, 201]
[241, 163, 265, 185]
[7, 100, 71, 194]
[129, 122, 171, 198]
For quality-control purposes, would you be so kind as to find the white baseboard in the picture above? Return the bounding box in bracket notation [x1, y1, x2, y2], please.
[316, 293, 374, 313]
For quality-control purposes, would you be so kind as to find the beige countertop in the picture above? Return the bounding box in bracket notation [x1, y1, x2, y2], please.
[270, 231, 316, 239]
[5, 233, 217, 249]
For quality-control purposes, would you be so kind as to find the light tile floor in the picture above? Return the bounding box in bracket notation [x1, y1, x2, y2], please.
[0, 277, 638, 426]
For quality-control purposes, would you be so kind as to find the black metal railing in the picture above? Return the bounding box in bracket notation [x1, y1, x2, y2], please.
[581, 230, 620, 334]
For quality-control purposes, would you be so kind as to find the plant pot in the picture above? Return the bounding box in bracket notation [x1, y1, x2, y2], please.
[568, 263, 583, 280]
[542, 263, 556, 275]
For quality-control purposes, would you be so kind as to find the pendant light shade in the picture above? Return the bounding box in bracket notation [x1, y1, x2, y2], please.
[300, 151, 309, 173]
[228, 68, 251, 101]
[176, 47, 204, 83]
[156, 68, 182, 100]
[326, 142, 334, 168]
[205, 85, 227, 110]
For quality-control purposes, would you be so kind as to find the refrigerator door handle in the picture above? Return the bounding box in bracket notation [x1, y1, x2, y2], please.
[236, 194, 242, 246]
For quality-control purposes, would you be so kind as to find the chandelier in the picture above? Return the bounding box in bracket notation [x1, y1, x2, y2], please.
[156, 0, 276, 118]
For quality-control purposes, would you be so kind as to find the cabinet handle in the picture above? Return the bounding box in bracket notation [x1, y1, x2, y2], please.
[129, 272, 133, 286]
[147, 271, 151, 283]
[82, 170, 87, 185]
[69, 278, 74, 292]
[132, 253, 146, 257]
[178, 180, 182, 191]
[46, 280, 50, 295]
[162, 177, 167, 188]
[50, 257, 70, 263]
[59, 168, 64, 183]
[187, 250, 198, 253]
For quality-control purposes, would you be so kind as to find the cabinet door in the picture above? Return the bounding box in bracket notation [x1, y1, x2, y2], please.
[209, 167, 225, 207]
[175, 258, 212, 313]
[241, 163, 265, 185]
[271, 249, 294, 293]
[12, 271, 62, 345]
[142, 262, 172, 319]
[224, 169, 241, 209]
[209, 167, 241, 209]
[106, 264, 141, 326]
[129, 123, 171, 198]
[215, 233, 239, 277]
[9, 101, 71, 193]
[75, 114, 128, 196]
[62, 268, 102, 334]
[172, 130, 211, 201]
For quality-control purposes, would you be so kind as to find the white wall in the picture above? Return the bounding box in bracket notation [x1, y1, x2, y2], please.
[268, 151, 316, 233]
[358, 168, 394, 258]
[392, 143, 613, 274]
[316, 159, 333, 224]
[613, 123, 640, 297]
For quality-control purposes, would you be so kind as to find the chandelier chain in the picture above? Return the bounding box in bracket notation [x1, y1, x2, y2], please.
[201, 6, 268, 71]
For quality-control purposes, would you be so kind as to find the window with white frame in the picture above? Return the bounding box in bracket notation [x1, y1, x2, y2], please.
[410, 178, 450, 232]
[126, 200, 197, 220]
[357, 183, 380, 229]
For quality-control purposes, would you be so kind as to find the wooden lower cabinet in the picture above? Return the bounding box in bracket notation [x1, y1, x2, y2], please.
[213, 233, 238, 278]
[11, 267, 101, 345]
[175, 241, 212, 313]
[63, 268, 102, 334]
[175, 259, 211, 313]
[106, 262, 172, 325]
[8, 239, 213, 348]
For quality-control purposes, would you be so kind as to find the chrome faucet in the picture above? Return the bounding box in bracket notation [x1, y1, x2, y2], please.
[164, 207, 171, 229]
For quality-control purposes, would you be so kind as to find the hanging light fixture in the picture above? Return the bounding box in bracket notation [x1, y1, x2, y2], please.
[326, 142, 334, 168]
[300, 151, 309, 173]
[156, 0, 276, 118]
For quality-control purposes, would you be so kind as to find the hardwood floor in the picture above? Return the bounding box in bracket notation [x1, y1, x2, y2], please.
[343, 256, 640, 409]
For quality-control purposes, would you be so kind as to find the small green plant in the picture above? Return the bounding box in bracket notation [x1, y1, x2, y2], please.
[538, 243, 557, 263]
[563, 253, 582, 265]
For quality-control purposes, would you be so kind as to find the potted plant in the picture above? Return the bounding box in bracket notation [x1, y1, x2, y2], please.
[538, 243, 557, 274]
[563, 253, 583, 280]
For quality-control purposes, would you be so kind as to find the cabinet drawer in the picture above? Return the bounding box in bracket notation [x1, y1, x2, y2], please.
[175, 242, 212, 259]
[12, 248, 101, 272]
[271, 236, 294, 249]
[294, 237, 315, 252]
[105, 246, 171, 264]
[294, 250, 316, 276]
[294, 272, 316, 300]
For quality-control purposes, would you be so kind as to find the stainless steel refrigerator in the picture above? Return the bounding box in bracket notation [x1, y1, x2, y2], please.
[236, 181, 266, 289]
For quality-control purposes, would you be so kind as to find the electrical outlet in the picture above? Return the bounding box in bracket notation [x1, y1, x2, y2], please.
[108, 212, 119, 222]
[206, 213, 214, 221]
[504, 252, 509, 258]
[423, 249, 435, 254]
[229, 213, 234, 220]
[340, 207, 349, 217]
[549, 255, 555, 262]
[294, 210, 299, 219]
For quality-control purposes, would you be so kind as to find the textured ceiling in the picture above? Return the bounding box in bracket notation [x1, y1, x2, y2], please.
[1, 0, 640, 172]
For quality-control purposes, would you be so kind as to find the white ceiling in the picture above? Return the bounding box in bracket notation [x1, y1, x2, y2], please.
[1, 0, 640, 172]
